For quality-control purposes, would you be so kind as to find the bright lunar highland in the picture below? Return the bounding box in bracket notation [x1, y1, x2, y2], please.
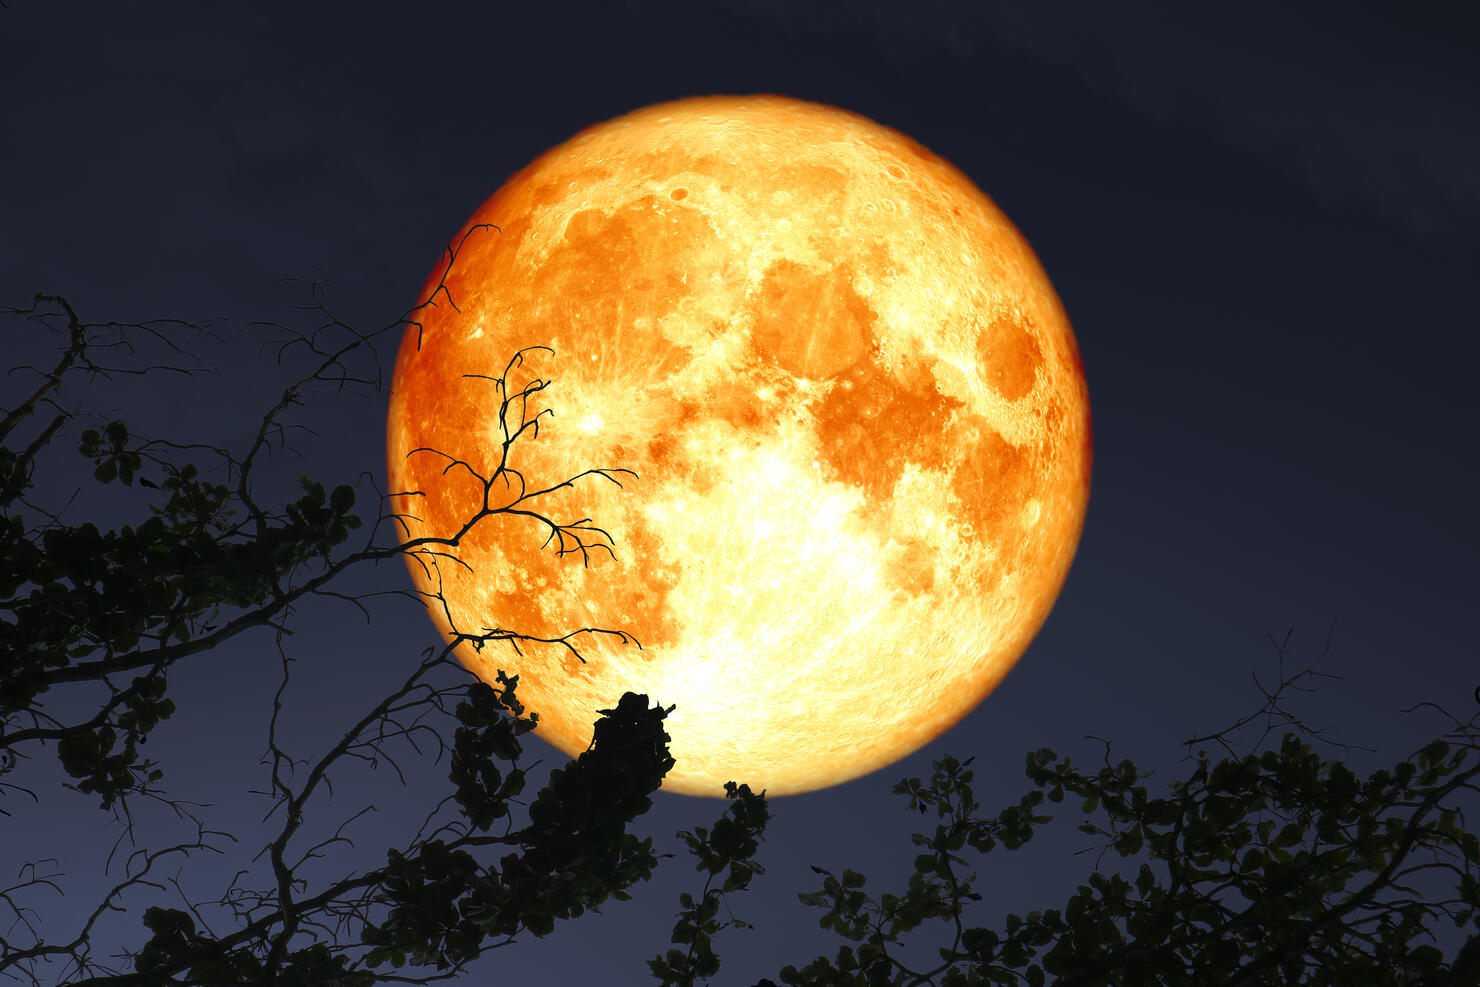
[386, 95, 1091, 796]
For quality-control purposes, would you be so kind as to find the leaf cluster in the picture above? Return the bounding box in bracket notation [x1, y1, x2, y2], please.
[0, 293, 382, 812]
[363, 688, 677, 971]
[5, 416, 361, 804]
[773, 725, 1480, 985]
[651, 781, 771, 985]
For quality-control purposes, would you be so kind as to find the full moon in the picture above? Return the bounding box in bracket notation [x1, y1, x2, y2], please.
[386, 95, 1090, 796]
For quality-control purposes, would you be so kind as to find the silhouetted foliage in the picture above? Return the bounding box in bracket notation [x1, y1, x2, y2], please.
[0, 283, 760, 986]
[751, 640, 1480, 986]
[3, 284, 1476, 986]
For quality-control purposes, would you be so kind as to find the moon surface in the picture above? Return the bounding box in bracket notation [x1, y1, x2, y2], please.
[385, 95, 1090, 796]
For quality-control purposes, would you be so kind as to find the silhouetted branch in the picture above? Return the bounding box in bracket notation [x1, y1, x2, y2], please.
[0, 247, 677, 983]
[1181, 622, 1373, 759]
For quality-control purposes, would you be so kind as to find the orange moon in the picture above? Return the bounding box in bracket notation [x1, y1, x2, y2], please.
[386, 95, 1090, 796]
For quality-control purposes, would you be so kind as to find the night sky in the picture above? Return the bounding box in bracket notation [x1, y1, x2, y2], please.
[4, 2, 1477, 982]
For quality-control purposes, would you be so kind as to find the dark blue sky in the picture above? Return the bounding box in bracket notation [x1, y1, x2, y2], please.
[3, 2, 1477, 982]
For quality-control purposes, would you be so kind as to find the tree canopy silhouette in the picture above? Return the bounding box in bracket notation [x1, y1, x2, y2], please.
[2, 287, 1476, 985]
